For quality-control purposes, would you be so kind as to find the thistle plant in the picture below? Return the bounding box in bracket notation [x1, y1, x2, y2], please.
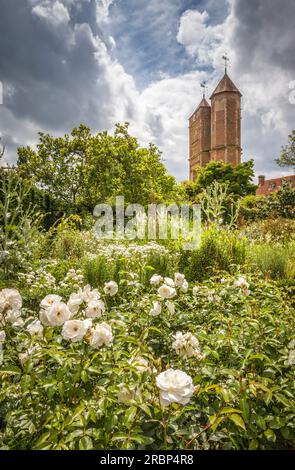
[0, 168, 42, 276]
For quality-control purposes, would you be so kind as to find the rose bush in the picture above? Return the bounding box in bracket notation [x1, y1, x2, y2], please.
[0, 270, 294, 450]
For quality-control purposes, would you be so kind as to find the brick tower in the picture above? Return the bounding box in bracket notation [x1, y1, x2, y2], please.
[188, 70, 242, 180]
[210, 72, 242, 166]
[188, 97, 211, 180]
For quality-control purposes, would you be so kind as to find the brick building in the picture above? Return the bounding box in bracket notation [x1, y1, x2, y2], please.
[189, 72, 242, 180]
[256, 174, 295, 196]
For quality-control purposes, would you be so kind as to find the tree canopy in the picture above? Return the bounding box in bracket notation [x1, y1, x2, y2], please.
[17, 123, 177, 213]
[275, 130, 295, 169]
[181, 160, 256, 201]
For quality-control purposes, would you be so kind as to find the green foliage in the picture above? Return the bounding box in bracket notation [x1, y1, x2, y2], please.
[180, 226, 248, 281]
[275, 130, 295, 169]
[17, 123, 177, 214]
[193, 160, 257, 198]
[199, 181, 241, 227]
[248, 243, 295, 280]
[0, 275, 294, 450]
[0, 170, 42, 277]
[241, 182, 295, 222]
[241, 218, 295, 244]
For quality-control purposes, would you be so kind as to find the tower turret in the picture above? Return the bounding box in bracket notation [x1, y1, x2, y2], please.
[189, 97, 211, 180]
[210, 72, 242, 166]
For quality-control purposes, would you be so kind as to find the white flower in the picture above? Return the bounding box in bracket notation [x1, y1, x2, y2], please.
[79, 285, 100, 303]
[234, 276, 250, 290]
[27, 320, 43, 338]
[118, 386, 139, 404]
[156, 369, 195, 406]
[192, 286, 200, 296]
[150, 300, 162, 316]
[288, 339, 295, 350]
[0, 288, 22, 314]
[85, 299, 105, 318]
[166, 301, 175, 314]
[41, 301, 71, 327]
[40, 294, 62, 310]
[174, 273, 186, 287]
[89, 322, 113, 348]
[128, 356, 150, 372]
[0, 330, 6, 343]
[67, 293, 83, 316]
[150, 274, 163, 286]
[180, 280, 188, 293]
[5, 309, 22, 325]
[172, 331, 201, 359]
[164, 277, 175, 287]
[158, 284, 177, 300]
[104, 281, 118, 296]
[62, 320, 90, 342]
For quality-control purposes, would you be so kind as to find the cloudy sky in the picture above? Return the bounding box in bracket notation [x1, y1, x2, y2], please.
[0, 0, 294, 182]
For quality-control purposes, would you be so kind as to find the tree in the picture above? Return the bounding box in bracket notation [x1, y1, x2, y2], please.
[275, 130, 295, 169]
[17, 123, 177, 213]
[193, 160, 257, 198]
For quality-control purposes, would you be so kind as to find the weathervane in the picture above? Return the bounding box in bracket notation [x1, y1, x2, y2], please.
[200, 81, 207, 98]
[222, 53, 230, 73]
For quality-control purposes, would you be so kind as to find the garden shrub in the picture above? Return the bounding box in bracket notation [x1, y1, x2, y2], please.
[181, 226, 248, 281]
[0, 274, 294, 450]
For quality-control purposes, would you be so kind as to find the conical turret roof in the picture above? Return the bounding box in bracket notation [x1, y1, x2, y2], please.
[210, 73, 242, 98]
[189, 97, 210, 119]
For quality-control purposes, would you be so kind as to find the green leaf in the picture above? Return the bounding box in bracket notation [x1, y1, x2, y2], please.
[228, 414, 246, 431]
[220, 407, 242, 415]
[264, 429, 276, 443]
[125, 406, 137, 427]
[79, 436, 93, 450]
[0, 365, 21, 375]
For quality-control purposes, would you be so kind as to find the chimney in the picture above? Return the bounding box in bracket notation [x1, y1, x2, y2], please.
[258, 175, 265, 186]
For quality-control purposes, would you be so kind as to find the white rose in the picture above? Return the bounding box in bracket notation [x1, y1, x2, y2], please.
[150, 300, 162, 316]
[67, 293, 83, 316]
[43, 301, 71, 327]
[5, 309, 22, 325]
[180, 280, 188, 293]
[164, 277, 175, 287]
[174, 273, 186, 287]
[166, 301, 175, 314]
[234, 276, 250, 290]
[79, 285, 100, 303]
[89, 322, 113, 348]
[158, 285, 177, 300]
[85, 299, 105, 319]
[40, 294, 62, 310]
[156, 369, 195, 406]
[104, 281, 118, 296]
[128, 356, 150, 372]
[150, 274, 163, 286]
[118, 386, 139, 404]
[0, 288, 22, 313]
[62, 320, 90, 342]
[172, 331, 201, 359]
[0, 330, 6, 343]
[27, 320, 43, 338]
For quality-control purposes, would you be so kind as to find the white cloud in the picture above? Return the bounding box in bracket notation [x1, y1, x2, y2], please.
[177, 9, 225, 65]
[32, 1, 70, 26]
[96, 0, 114, 24]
